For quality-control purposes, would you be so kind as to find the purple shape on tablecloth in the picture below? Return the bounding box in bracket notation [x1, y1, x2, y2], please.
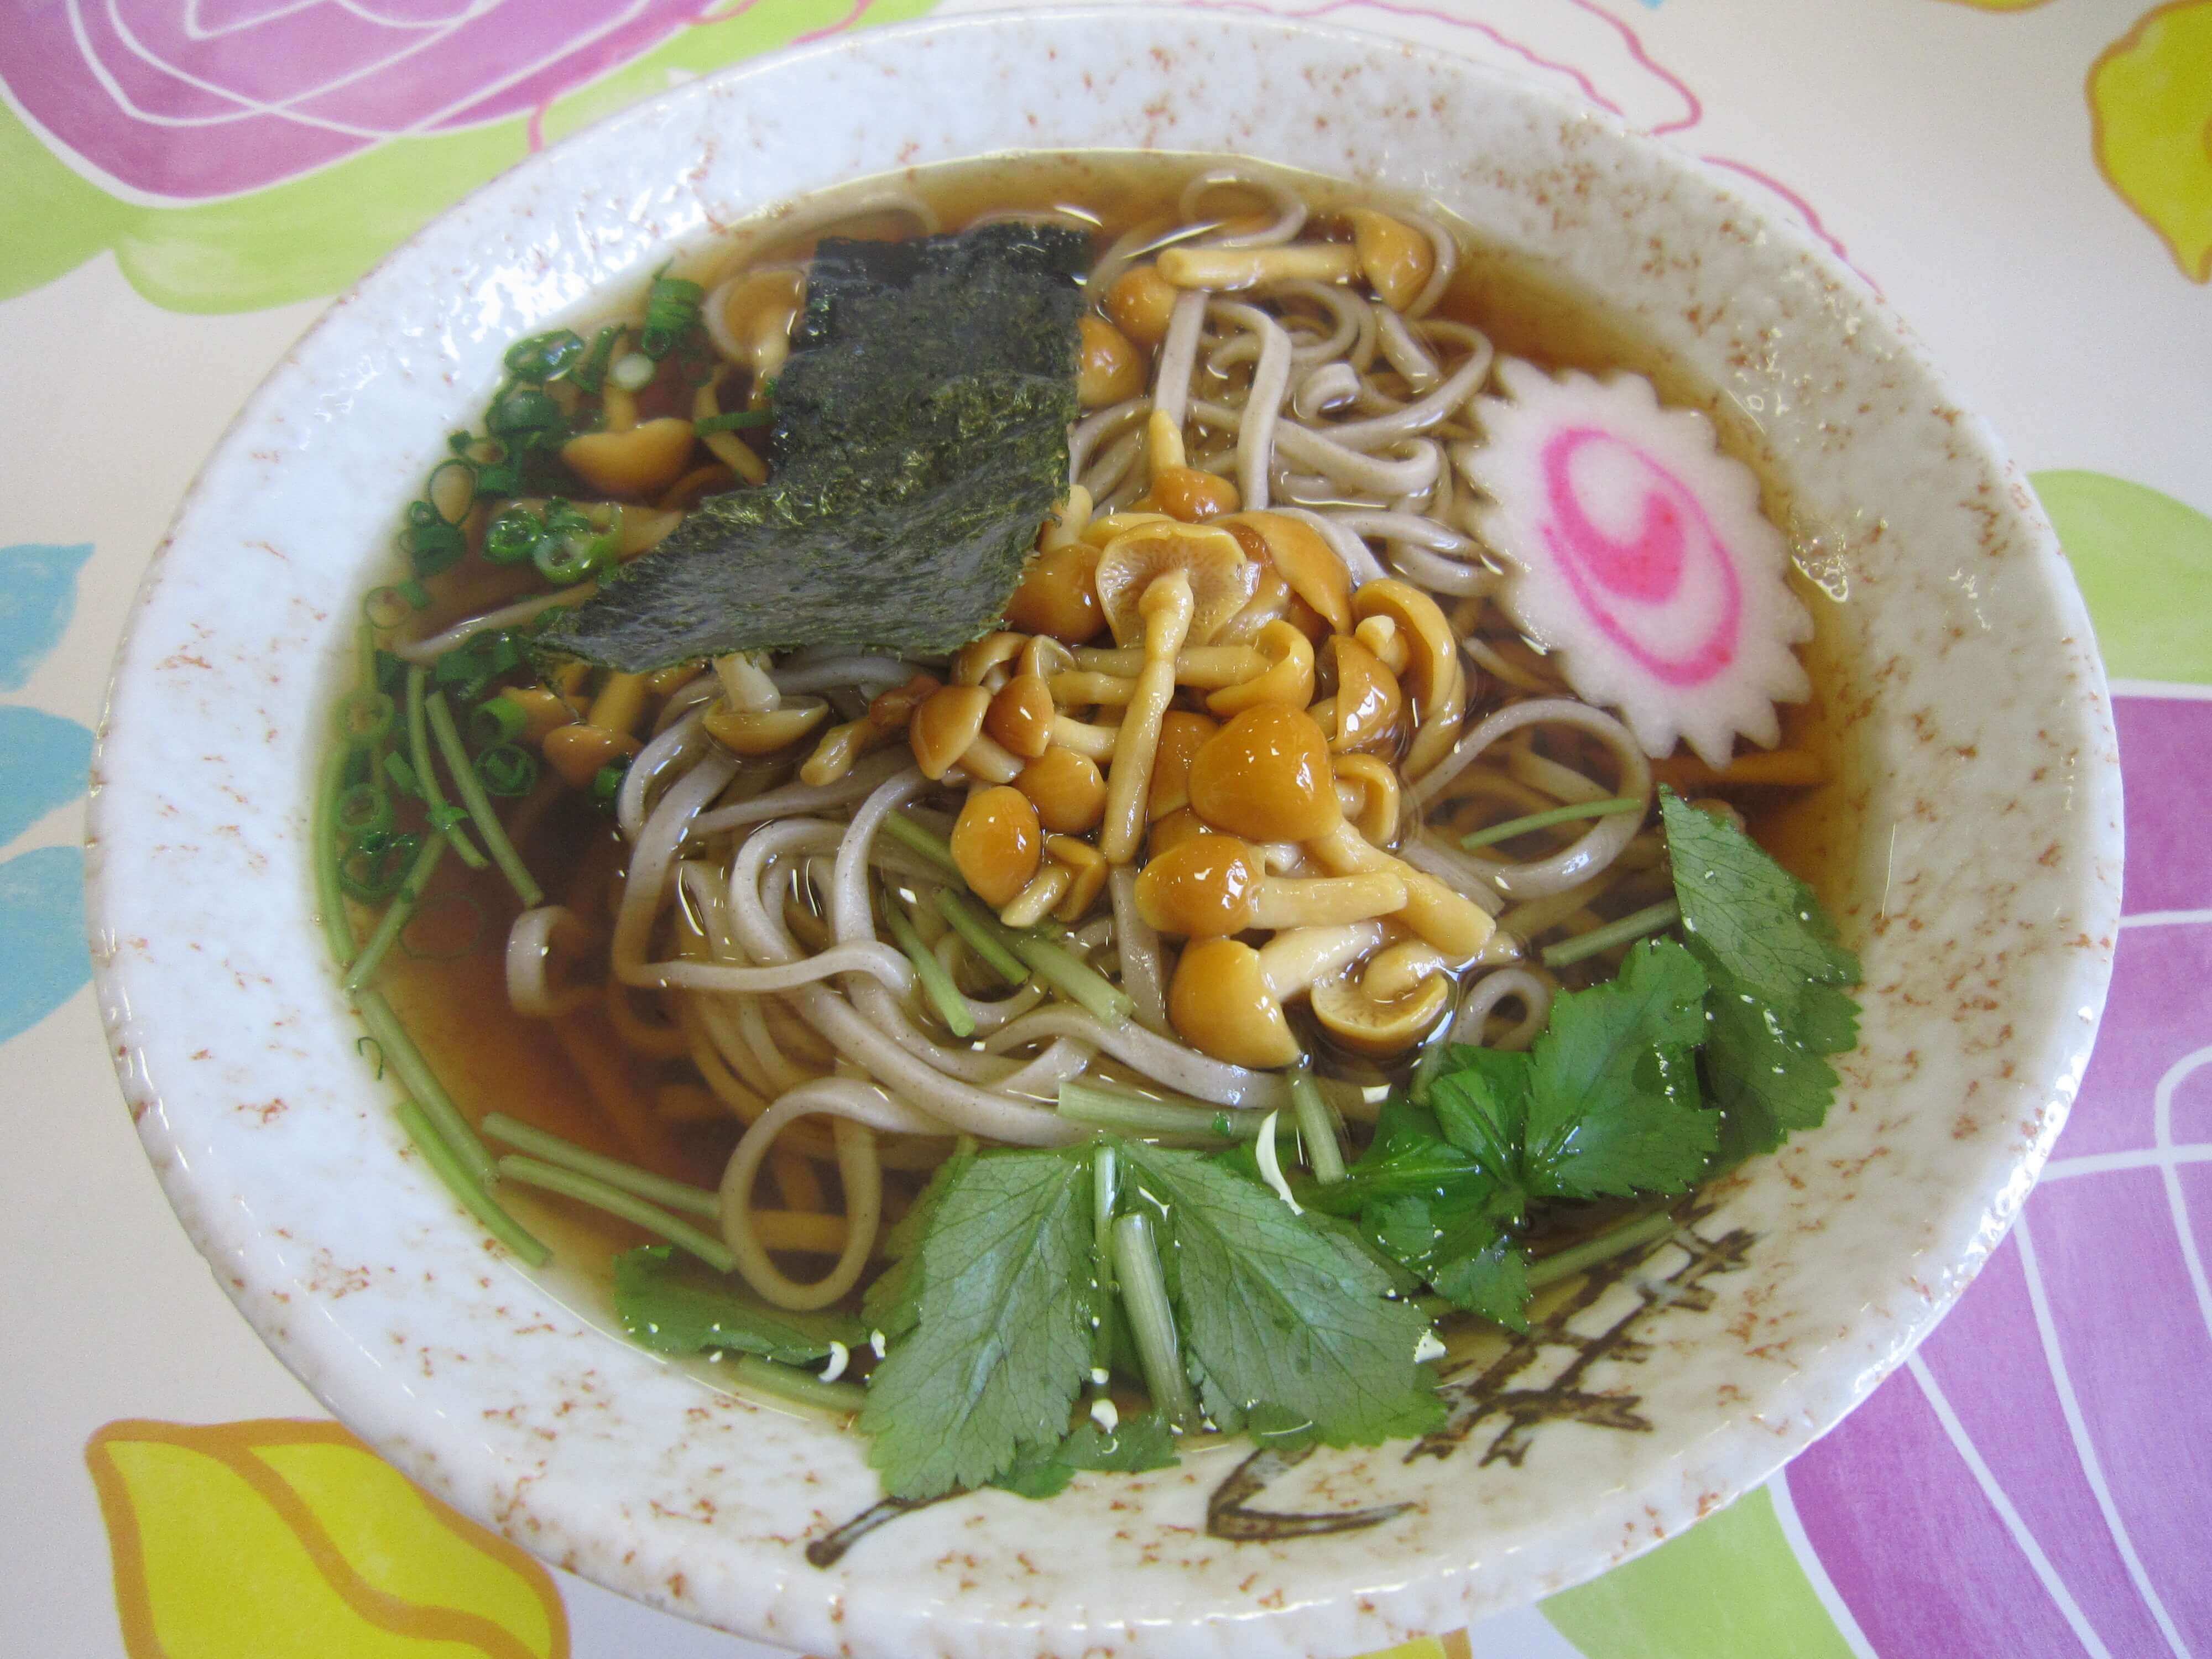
[0, 0, 703, 200]
[1783, 1329, 2096, 1657]
[1787, 915, 2212, 1655]
[2114, 695, 2212, 918]
[2026, 1166, 2212, 1648]
[2048, 917, 2212, 1160]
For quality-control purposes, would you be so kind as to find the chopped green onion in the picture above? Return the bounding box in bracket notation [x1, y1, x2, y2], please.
[400, 513, 466, 577]
[433, 629, 526, 700]
[426, 690, 542, 907]
[1460, 796, 1644, 851]
[494, 1154, 735, 1273]
[591, 760, 629, 812]
[339, 832, 421, 902]
[572, 325, 620, 394]
[480, 1113, 718, 1218]
[483, 505, 544, 567]
[335, 687, 396, 745]
[395, 579, 431, 611]
[473, 743, 538, 798]
[397, 1101, 550, 1267]
[469, 693, 528, 748]
[931, 889, 1030, 985]
[343, 830, 446, 991]
[881, 896, 976, 1038]
[1006, 930, 1133, 1025]
[1287, 1064, 1347, 1184]
[639, 272, 705, 359]
[1058, 1081, 1254, 1141]
[531, 502, 618, 584]
[608, 351, 657, 392]
[729, 1354, 866, 1415]
[881, 810, 962, 877]
[486, 385, 566, 447]
[424, 458, 477, 525]
[1540, 899, 1682, 969]
[363, 587, 415, 629]
[383, 750, 422, 798]
[335, 781, 394, 845]
[1113, 1212, 1197, 1431]
[693, 409, 771, 434]
[373, 649, 407, 693]
[405, 666, 486, 870]
[503, 328, 586, 384]
[1526, 1208, 1679, 1290]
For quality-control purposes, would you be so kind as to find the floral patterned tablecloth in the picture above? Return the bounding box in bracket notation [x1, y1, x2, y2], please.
[3, 3, 2208, 1655]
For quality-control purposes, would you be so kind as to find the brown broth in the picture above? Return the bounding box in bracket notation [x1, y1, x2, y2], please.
[366, 151, 1865, 1353]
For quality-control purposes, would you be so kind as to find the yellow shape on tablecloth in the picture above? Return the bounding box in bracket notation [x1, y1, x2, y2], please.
[85, 1419, 567, 1659]
[1932, 0, 2054, 10]
[1355, 1635, 1471, 1659]
[2089, 0, 2212, 282]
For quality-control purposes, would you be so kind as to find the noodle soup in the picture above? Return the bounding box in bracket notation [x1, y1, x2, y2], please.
[325, 154, 1862, 1495]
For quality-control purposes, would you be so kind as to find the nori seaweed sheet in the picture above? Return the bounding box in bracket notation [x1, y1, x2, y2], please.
[542, 221, 1089, 671]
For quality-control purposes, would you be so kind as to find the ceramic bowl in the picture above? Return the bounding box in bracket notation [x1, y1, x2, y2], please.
[86, 9, 2121, 1656]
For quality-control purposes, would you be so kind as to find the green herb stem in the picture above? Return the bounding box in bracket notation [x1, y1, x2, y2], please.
[1526, 1208, 1680, 1290]
[404, 666, 486, 869]
[1112, 1211, 1198, 1431]
[1091, 1143, 1120, 1376]
[494, 1155, 738, 1273]
[1059, 1081, 1252, 1142]
[1287, 1066, 1347, 1184]
[315, 742, 362, 965]
[1460, 795, 1644, 850]
[883, 810, 962, 878]
[397, 1100, 550, 1267]
[1540, 899, 1682, 969]
[694, 410, 772, 434]
[481, 1113, 718, 1219]
[355, 990, 497, 1183]
[931, 890, 1030, 985]
[341, 831, 447, 992]
[1008, 930, 1134, 1026]
[882, 898, 977, 1038]
[730, 1354, 867, 1415]
[1408, 1038, 1451, 1109]
[425, 690, 545, 907]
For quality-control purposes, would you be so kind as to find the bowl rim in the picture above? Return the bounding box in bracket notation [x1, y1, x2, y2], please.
[85, 8, 2122, 1655]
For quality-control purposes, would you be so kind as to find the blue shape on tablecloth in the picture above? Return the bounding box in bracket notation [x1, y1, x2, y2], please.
[0, 541, 92, 691]
[0, 846, 87, 1040]
[0, 704, 92, 847]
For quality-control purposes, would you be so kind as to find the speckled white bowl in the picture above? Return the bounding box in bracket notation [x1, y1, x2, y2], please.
[86, 10, 2121, 1656]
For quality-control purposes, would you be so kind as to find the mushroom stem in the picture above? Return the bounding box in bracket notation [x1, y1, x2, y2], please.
[1248, 870, 1405, 931]
[1306, 822, 1496, 958]
[1255, 921, 1384, 999]
[1099, 571, 1196, 863]
[1051, 713, 1121, 761]
[1066, 644, 1267, 686]
[714, 652, 780, 713]
[1157, 244, 1360, 290]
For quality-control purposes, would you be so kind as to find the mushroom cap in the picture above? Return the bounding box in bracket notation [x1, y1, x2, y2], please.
[1168, 938, 1299, 1068]
[1332, 753, 1402, 844]
[1046, 834, 1109, 923]
[1015, 747, 1107, 833]
[953, 632, 1028, 687]
[560, 416, 697, 499]
[950, 786, 1042, 909]
[1187, 704, 1342, 843]
[1133, 833, 1261, 937]
[1092, 522, 1255, 648]
[1319, 635, 1404, 752]
[1146, 806, 1208, 860]
[702, 696, 830, 756]
[1217, 512, 1353, 635]
[1147, 710, 1220, 818]
[1351, 579, 1459, 713]
[1205, 619, 1316, 719]
[1005, 543, 1104, 645]
[909, 685, 991, 780]
[1347, 210, 1435, 313]
[1311, 968, 1450, 1057]
[985, 675, 1056, 759]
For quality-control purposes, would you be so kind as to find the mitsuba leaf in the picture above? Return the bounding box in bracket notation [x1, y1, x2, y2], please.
[612, 1246, 863, 1364]
[545, 223, 1088, 669]
[986, 1410, 1181, 1500]
[1118, 1142, 1444, 1446]
[859, 1149, 1098, 1500]
[1522, 938, 1715, 1199]
[860, 1141, 973, 1341]
[1660, 790, 1863, 1159]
